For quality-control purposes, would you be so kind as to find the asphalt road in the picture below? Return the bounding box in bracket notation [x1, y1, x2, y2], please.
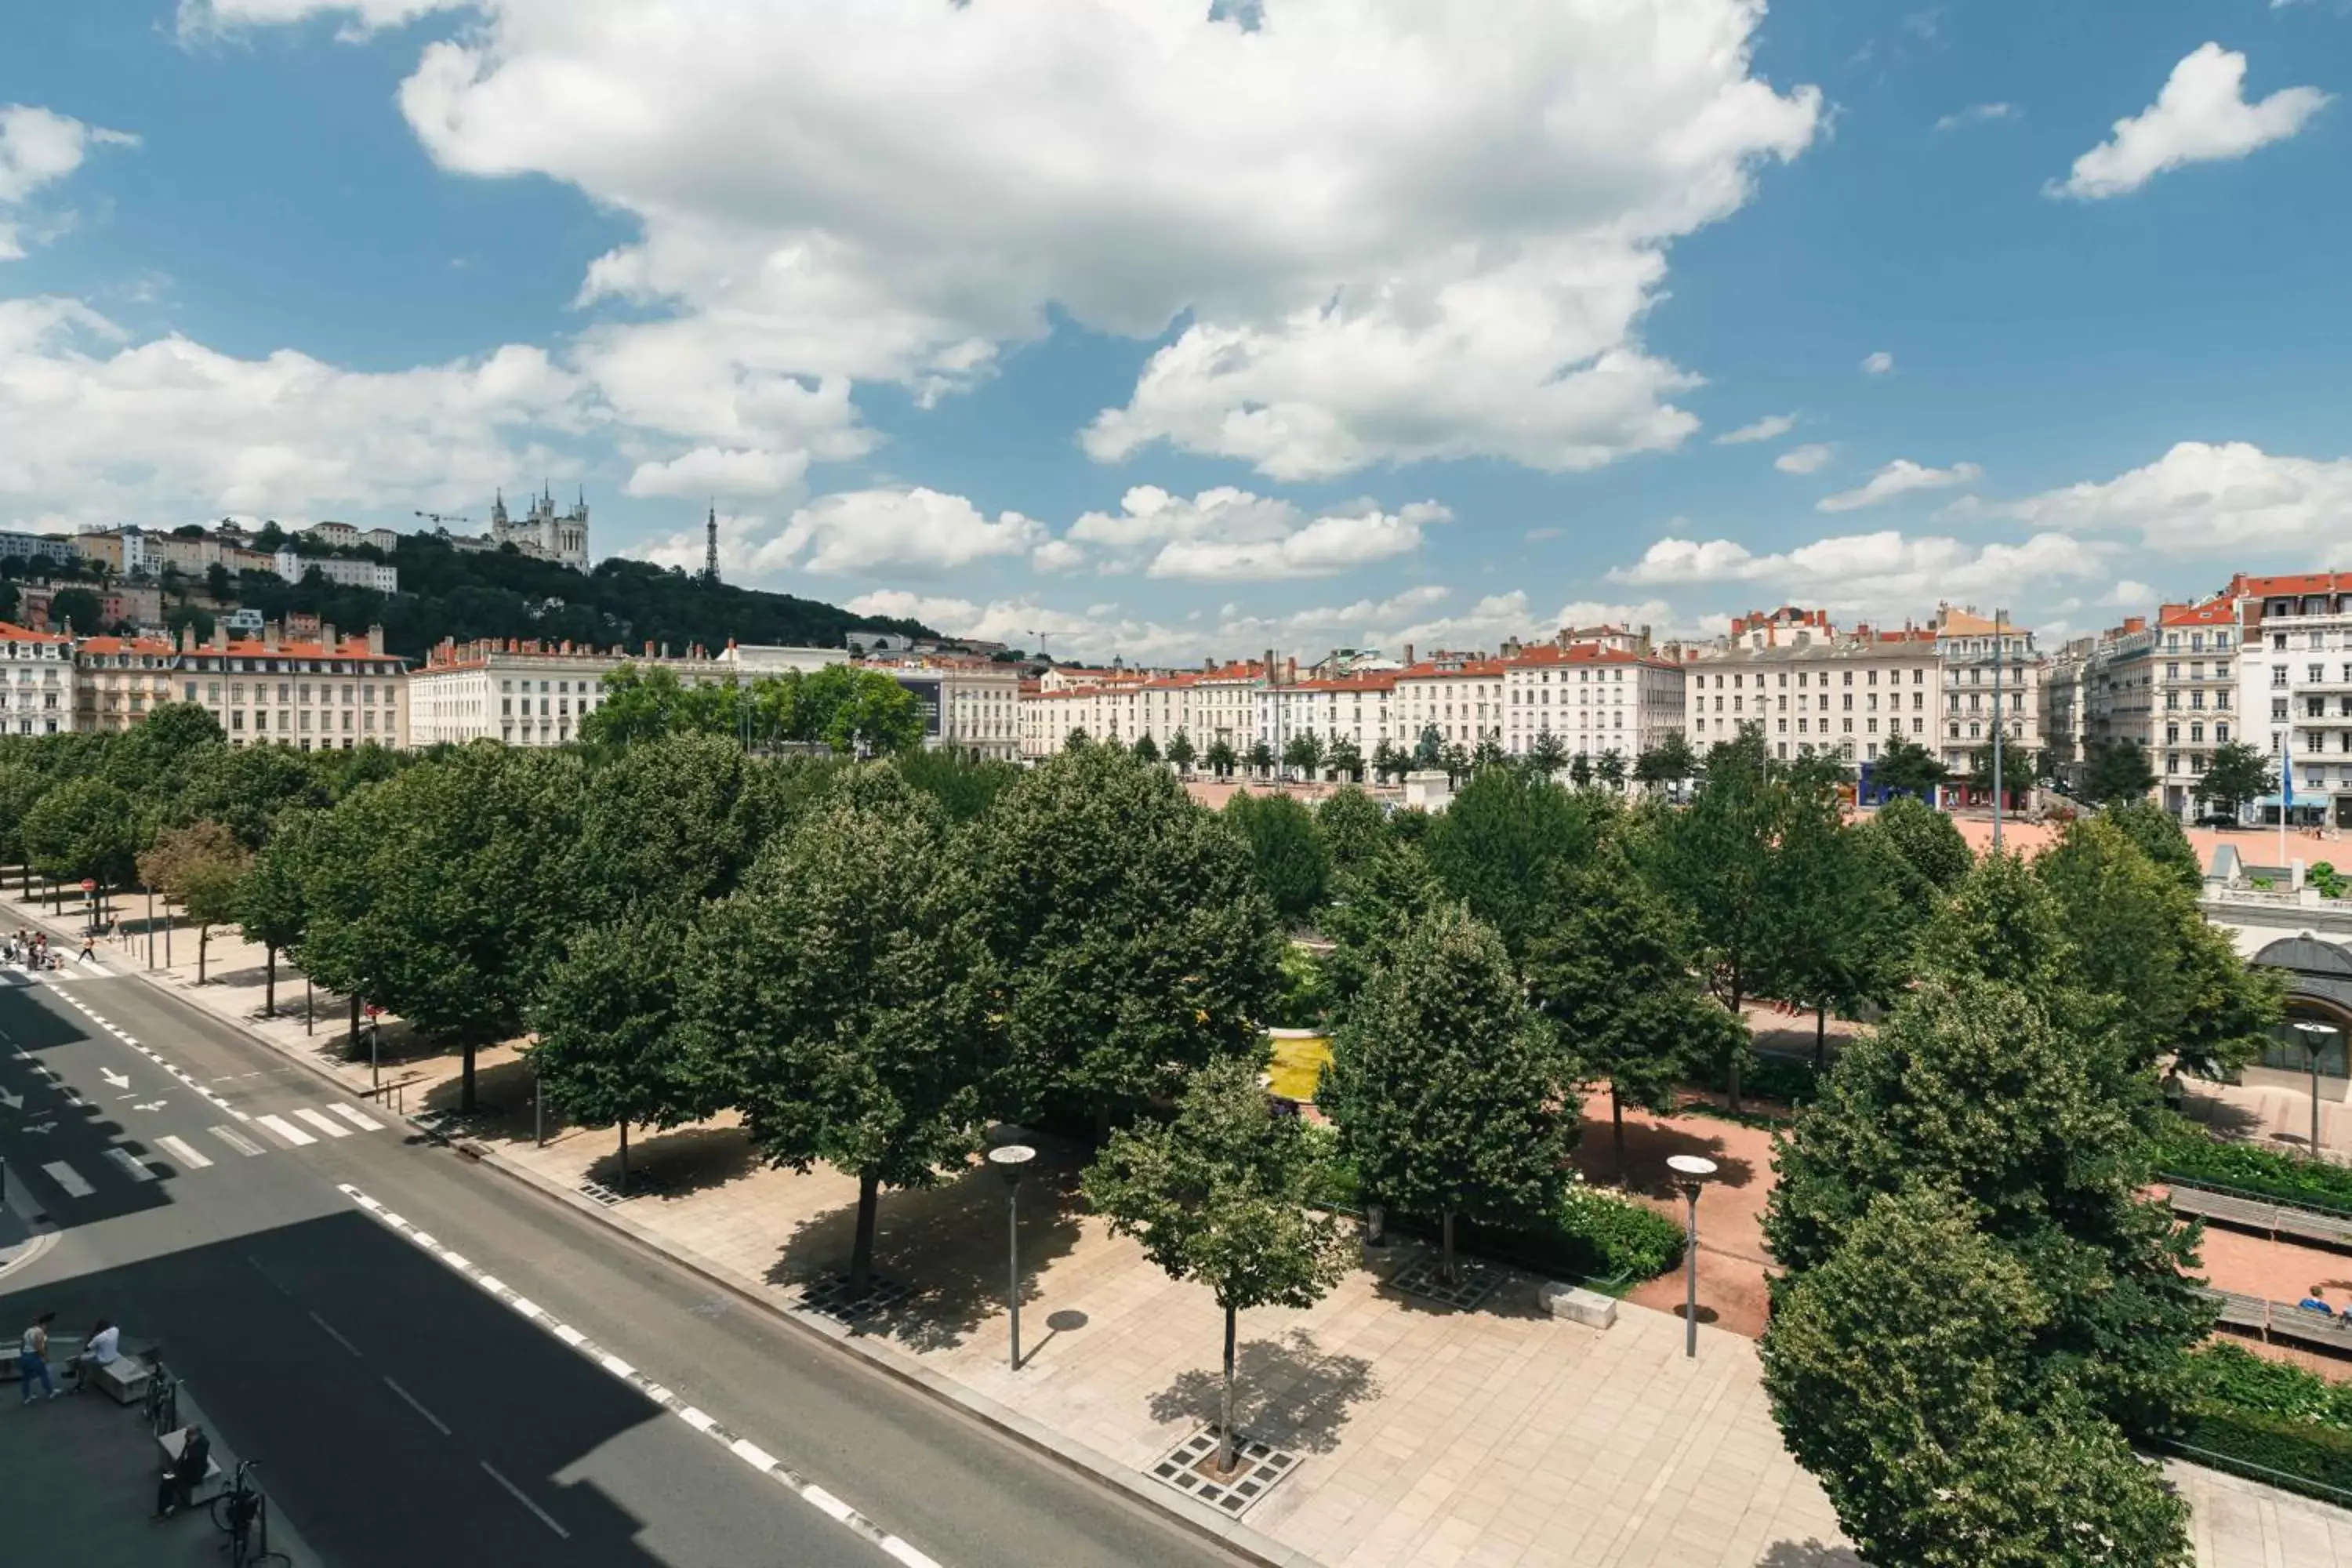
[0, 957, 1247, 1568]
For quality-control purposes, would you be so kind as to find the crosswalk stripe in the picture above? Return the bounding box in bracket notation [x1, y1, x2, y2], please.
[42, 1160, 93, 1196]
[255, 1113, 317, 1147]
[156, 1134, 213, 1170]
[292, 1107, 352, 1139]
[209, 1125, 263, 1158]
[327, 1104, 382, 1131]
[104, 1148, 157, 1184]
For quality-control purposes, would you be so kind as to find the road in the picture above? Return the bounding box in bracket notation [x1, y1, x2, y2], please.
[0, 956, 1246, 1568]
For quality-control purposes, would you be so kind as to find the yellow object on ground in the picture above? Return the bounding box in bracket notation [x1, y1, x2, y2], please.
[1265, 1033, 1333, 1102]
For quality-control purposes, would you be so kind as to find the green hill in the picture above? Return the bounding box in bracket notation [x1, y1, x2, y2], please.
[216, 534, 933, 660]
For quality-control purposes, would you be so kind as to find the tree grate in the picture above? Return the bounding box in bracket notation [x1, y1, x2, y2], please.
[1147, 1427, 1299, 1515]
[1388, 1253, 1501, 1311]
[578, 1180, 624, 1207]
[796, 1272, 911, 1323]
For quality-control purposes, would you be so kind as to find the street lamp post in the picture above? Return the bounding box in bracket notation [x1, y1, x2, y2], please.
[987, 1144, 1036, 1372]
[2295, 1020, 2335, 1156]
[1668, 1154, 1717, 1359]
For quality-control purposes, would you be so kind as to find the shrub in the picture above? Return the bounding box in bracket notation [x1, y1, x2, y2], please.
[2180, 1405, 2352, 1498]
[1743, 1053, 1822, 1109]
[2155, 1116, 2352, 1213]
[2186, 1342, 2352, 1428]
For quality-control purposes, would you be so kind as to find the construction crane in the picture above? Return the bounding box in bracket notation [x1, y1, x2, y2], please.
[1027, 630, 1052, 661]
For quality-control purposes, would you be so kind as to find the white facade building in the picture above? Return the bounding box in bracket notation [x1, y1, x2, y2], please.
[0, 622, 77, 735]
[1682, 625, 1938, 765]
[275, 550, 398, 594]
[1934, 608, 2043, 793]
[2238, 572, 2352, 829]
[1395, 657, 1507, 752]
[2155, 593, 2242, 816]
[173, 623, 407, 750]
[863, 656, 1023, 761]
[1503, 644, 1683, 762]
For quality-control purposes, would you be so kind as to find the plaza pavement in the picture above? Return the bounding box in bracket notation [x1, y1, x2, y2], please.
[27, 891, 2352, 1567]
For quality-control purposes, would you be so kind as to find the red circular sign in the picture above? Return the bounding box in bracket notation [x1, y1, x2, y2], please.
[365, 1004, 385, 1018]
[79, 879, 96, 891]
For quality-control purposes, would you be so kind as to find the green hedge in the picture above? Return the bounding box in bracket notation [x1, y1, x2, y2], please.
[2174, 1344, 2352, 1503]
[2179, 1406, 2352, 1498]
[2155, 1117, 2352, 1214]
[1743, 1054, 1822, 1109]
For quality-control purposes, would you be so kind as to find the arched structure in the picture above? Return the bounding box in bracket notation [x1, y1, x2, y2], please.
[2251, 935, 2352, 1077]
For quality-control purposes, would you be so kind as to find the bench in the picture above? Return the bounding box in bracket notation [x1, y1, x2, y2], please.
[156, 1427, 223, 1508]
[1537, 1281, 1618, 1330]
[0, 1333, 80, 1383]
[2165, 1182, 2352, 1250]
[2199, 1287, 2352, 1354]
[86, 1353, 151, 1406]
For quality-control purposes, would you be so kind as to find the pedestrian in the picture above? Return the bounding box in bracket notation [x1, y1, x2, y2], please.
[68, 1317, 120, 1392]
[76, 934, 95, 964]
[17, 1311, 61, 1403]
[152, 1425, 209, 1520]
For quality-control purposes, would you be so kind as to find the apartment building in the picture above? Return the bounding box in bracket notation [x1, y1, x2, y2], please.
[173, 622, 408, 750]
[2042, 618, 2158, 791]
[0, 532, 79, 568]
[2152, 595, 2241, 816]
[1395, 656, 1507, 752]
[864, 655, 1023, 761]
[0, 622, 77, 736]
[1258, 673, 1397, 762]
[2237, 572, 2352, 829]
[1935, 608, 2042, 793]
[1503, 643, 1684, 762]
[275, 550, 398, 594]
[1682, 622, 1938, 766]
[75, 635, 180, 733]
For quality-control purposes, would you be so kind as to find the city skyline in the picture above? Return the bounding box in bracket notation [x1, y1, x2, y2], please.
[1, 2, 2345, 662]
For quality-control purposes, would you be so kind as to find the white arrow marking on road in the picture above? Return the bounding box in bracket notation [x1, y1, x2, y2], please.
[24, 1121, 55, 1134]
[100, 1068, 129, 1089]
[0, 1088, 19, 1110]
[132, 1099, 168, 1112]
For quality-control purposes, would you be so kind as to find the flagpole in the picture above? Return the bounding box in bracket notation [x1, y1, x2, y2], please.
[2281, 732, 2292, 872]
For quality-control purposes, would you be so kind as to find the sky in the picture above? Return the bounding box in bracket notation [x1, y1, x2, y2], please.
[1, 1, 2347, 663]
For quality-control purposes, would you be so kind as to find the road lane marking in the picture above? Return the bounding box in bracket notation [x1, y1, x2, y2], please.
[337, 1181, 946, 1568]
[327, 1104, 382, 1131]
[292, 1108, 352, 1139]
[155, 1134, 213, 1170]
[103, 1149, 157, 1183]
[42, 1160, 93, 1196]
[383, 1376, 451, 1436]
[309, 1312, 362, 1359]
[208, 1125, 264, 1157]
[480, 1461, 569, 1539]
[254, 1114, 316, 1147]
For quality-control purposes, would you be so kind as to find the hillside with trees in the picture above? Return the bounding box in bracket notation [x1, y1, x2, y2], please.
[206, 531, 932, 659]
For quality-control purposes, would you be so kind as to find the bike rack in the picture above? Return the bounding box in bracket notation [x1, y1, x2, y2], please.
[361, 1080, 406, 1117]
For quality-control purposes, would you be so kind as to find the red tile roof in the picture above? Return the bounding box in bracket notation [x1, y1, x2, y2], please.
[2158, 594, 2237, 627]
[2235, 572, 2352, 597]
[0, 622, 71, 645]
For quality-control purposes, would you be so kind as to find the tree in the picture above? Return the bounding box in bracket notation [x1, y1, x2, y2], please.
[1524, 849, 1743, 1176]
[894, 747, 1018, 824]
[2080, 739, 2157, 808]
[1632, 732, 1697, 793]
[1472, 735, 1508, 774]
[2102, 800, 2202, 892]
[1595, 749, 1628, 791]
[1439, 742, 1470, 784]
[1225, 790, 1331, 926]
[1131, 731, 1161, 766]
[47, 585, 102, 633]
[1766, 971, 2212, 1442]
[1281, 730, 1323, 780]
[1324, 735, 1363, 783]
[1526, 729, 1568, 779]
[234, 815, 314, 1014]
[1369, 737, 1405, 783]
[1421, 766, 1599, 961]
[2035, 817, 2278, 1076]
[1567, 753, 1592, 788]
[2198, 742, 2273, 819]
[1642, 729, 1787, 1110]
[1166, 729, 1197, 775]
[1246, 739, 1276, 779]
[529, 905, 726, 1194]
[797, 664, 926, 757]
[1316, 787, 1387, 872]
[298, 746, 582, 1112]
[1870, 731, 1947, 799]
[685, 768, 990, 1294]
[139, 821, 249, 983]
[24, 775, 142, 902]
[1204, 737, 1237, 779]
[1081, 1055, 1355, 1475]
[1761, 1187, 2193, 1568]
[1323, 905, 1576, 1282]
[1319, 839, 1443, 1011]
[571, 732, 786, 917]
[967, 743, 1282, 1130]
[1065, 726, 1091, 753]
[170, 742, 328, 850]
[1871, 793, 1973, 890]
[1766, 785, 1918, 1067]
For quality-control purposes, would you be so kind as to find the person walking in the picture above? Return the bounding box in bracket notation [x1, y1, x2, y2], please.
[17, 1311, 61, 1403]
[76, 933, 95, 965]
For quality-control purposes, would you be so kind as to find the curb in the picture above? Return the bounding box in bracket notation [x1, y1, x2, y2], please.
[0, 888, 1323, 1568]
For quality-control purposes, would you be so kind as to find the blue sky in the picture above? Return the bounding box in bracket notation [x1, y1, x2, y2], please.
[2, 1, 2346, 660]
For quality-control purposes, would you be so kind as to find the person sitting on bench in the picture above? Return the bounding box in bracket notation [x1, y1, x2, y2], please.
[69, 1319, 121, 1392]
[153, 1425, 210, 1520]
[2299, 1286, 2335, 1316]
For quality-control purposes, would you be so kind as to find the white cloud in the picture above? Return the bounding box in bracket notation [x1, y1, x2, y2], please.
[2052, 43, 2329, 200]
[1715, 413, 1798, 445]
[180, 0, 456, 33]
[1936, 103, 2016, 132]
[752, 488, 1044, 577]
[207, 0, 1819, 484]
[0, 296, 586, 531]
[0, 106, 138, 260]
[1989, 441, 2352, 555]
[1860, 350, 1895, 376]
[622, 446, 809, 501]
[1030, 538, 1087, 575]
[1608, 528, 2111, 624]
[1775, 443, 1833, 475]
[1067, 485, 1450, 582]
[1817, 458, 1981, 512]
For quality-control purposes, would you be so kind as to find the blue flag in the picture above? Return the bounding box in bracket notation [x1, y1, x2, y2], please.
[2285, 733, 2296, 812]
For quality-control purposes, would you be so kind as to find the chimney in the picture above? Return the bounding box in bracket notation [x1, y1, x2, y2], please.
[1285, 657, 1298, 685]
[1402, 642, 1414, 666]
[320, 622, 337, 652]
[210, 622, 228, 652]
[264, 622, 281, 652]
[1263, 648, 1277, 682]
[367, 625, 385, 655]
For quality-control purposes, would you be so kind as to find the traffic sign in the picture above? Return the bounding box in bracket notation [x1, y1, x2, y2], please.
[79, 879, 95, 892]
[365, 1004, 385, 1018]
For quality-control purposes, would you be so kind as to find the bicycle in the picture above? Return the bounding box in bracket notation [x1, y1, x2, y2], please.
[211, 1459, 289, 1566]
[141, 1358, 179, 1436]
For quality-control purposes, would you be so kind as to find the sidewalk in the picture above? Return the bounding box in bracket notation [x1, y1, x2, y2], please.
[24, 881, 2352, 1567]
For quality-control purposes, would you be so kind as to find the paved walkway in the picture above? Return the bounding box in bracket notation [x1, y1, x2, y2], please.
[27, 883, 2352, 1566]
